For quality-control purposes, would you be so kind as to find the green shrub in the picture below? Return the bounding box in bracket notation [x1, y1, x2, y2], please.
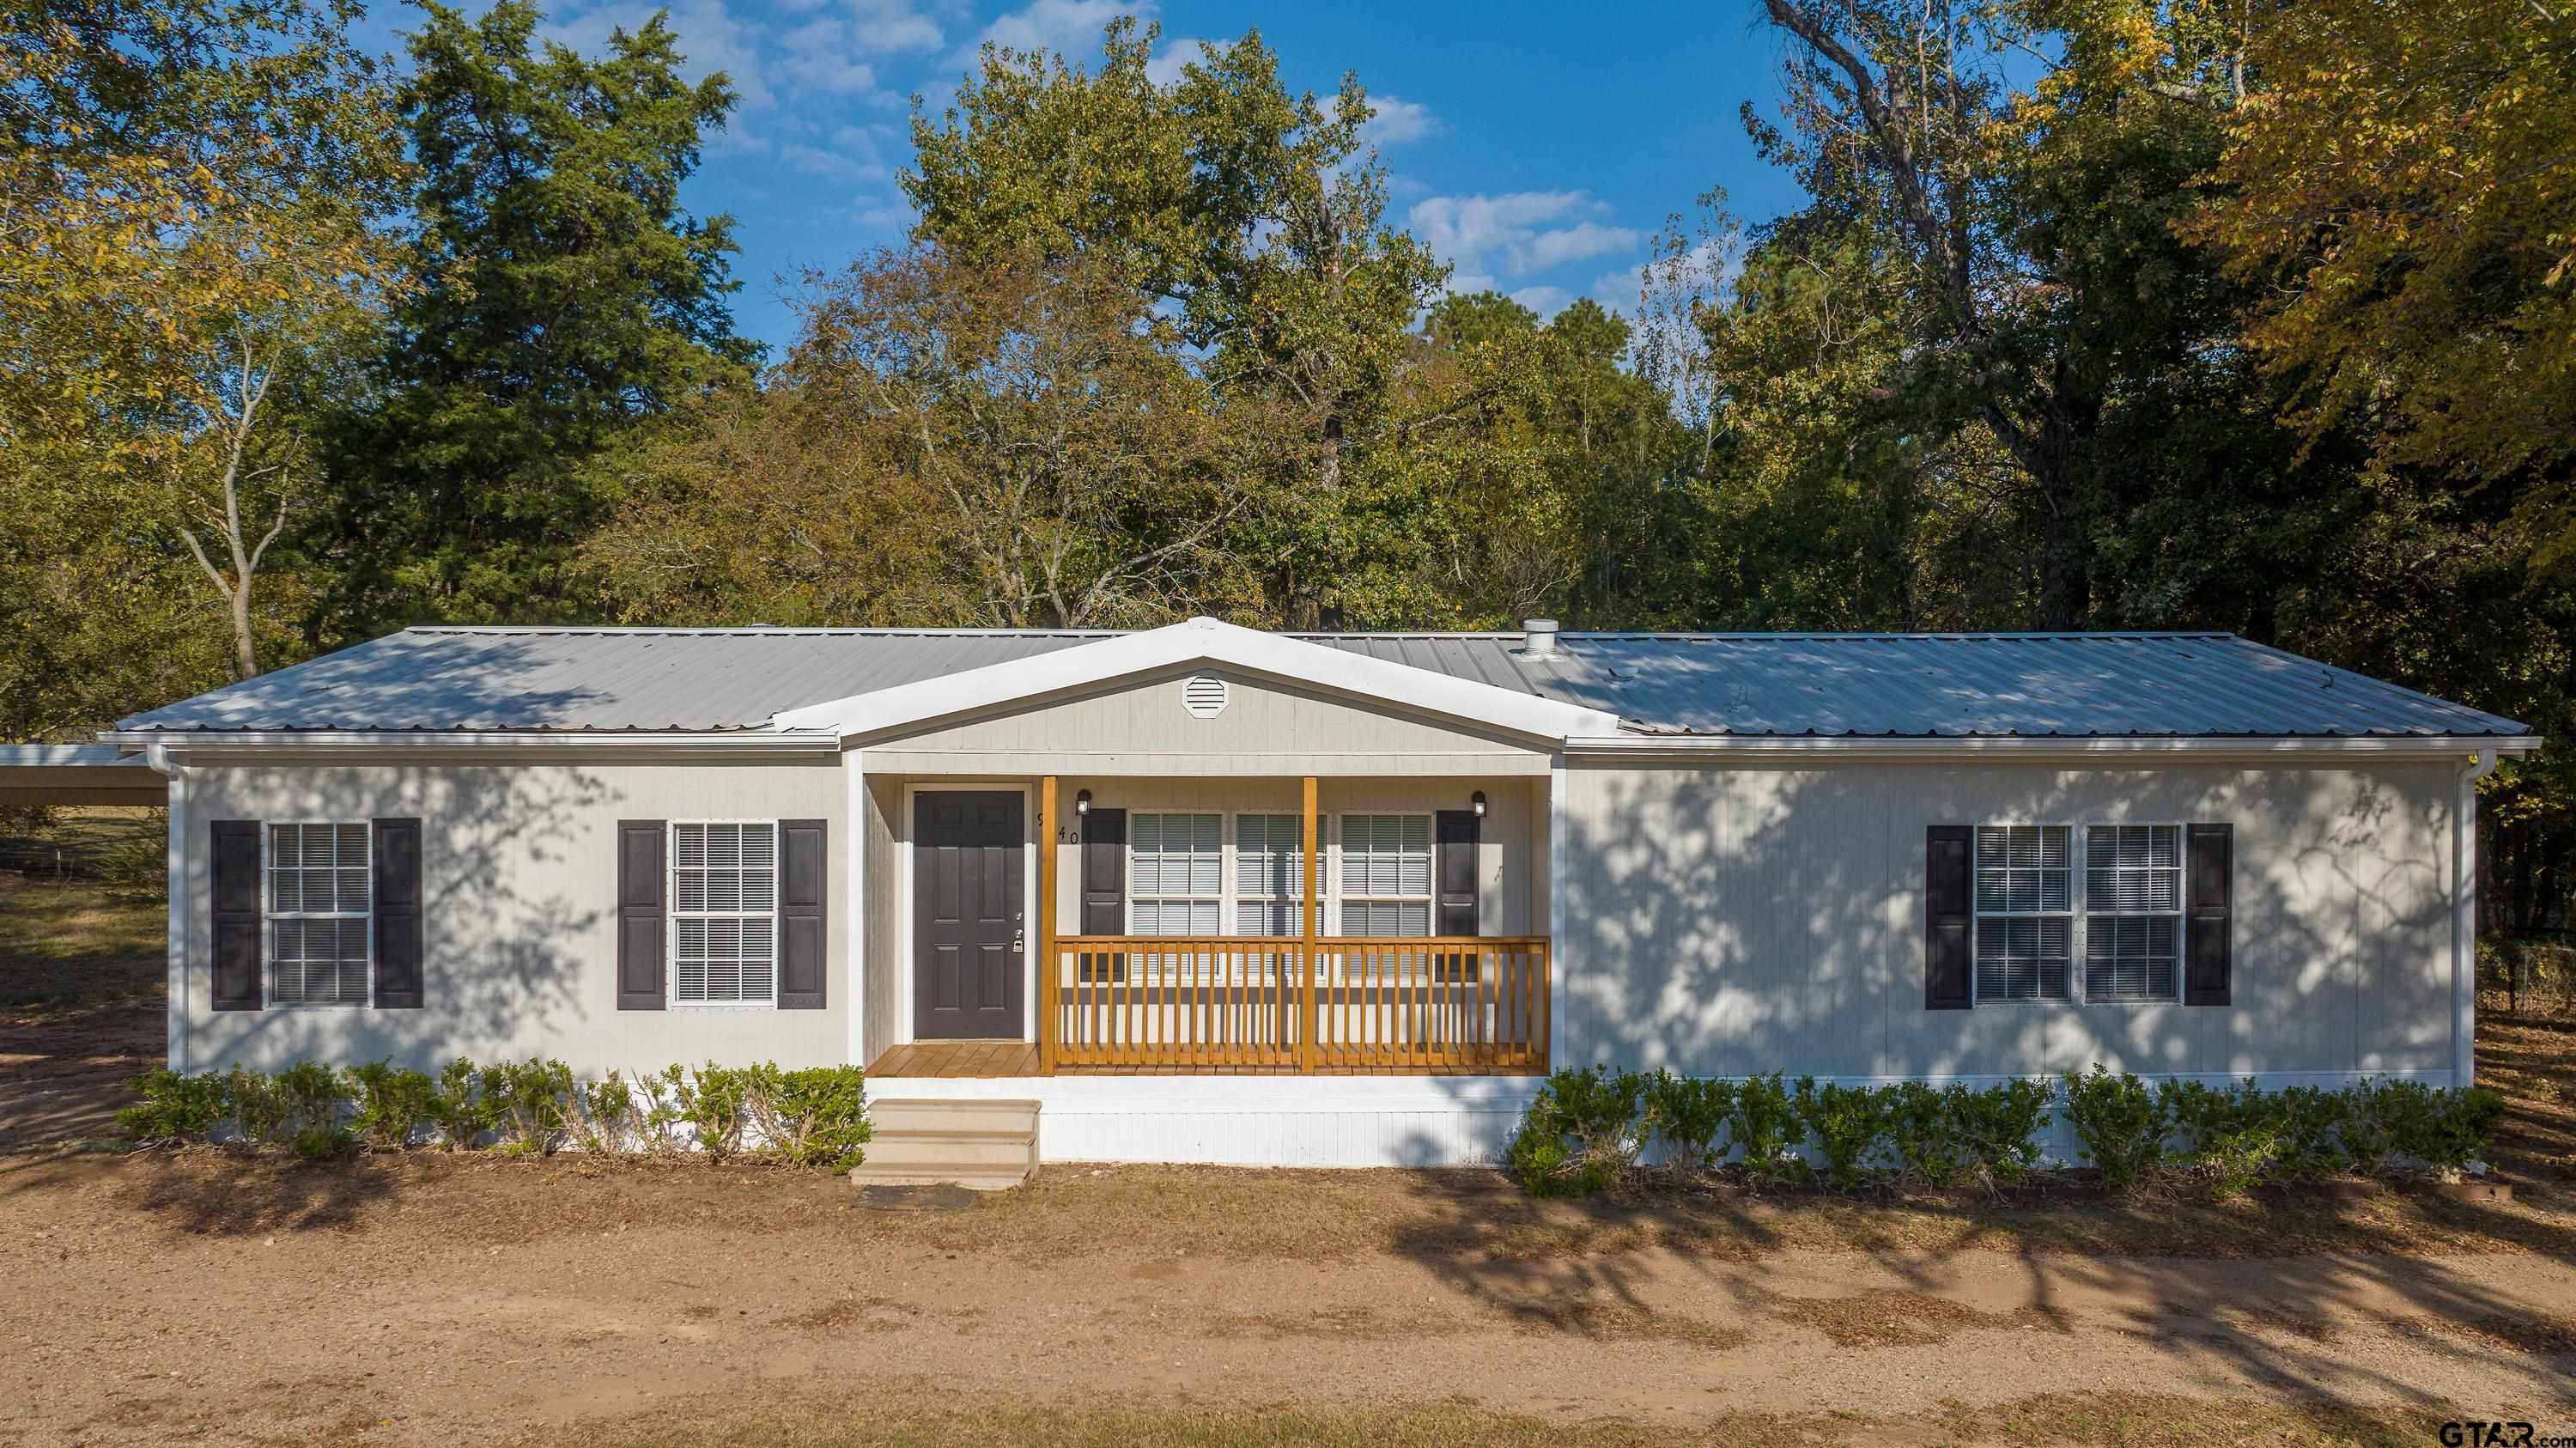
[224, 1065, 292, 1146]
[1640, 1070, 1735, 1174]
[2339, 1080, 2401, 1174]
[633, 1065, 692, 1152]
[272, 1061, 352, 1157]
[1953, 1080, 2052, 1187]
[116, 1069, 229, 1146]
[431, 1057, 496, 1150]
[2273, 1086, 2351, 1180]
[1508, 1066, 1645, 1196]
[2406, 1086, 2506, 1177]
[347, 1062, 440, 1150]
[2062, 1066, 2169, 1187]
[2199, 1126, 2283, 1199]
[2160, 1079, 2254, 1155]
[570, 1070, 640, 1153]
[2369, 1079, 2441, 1173]
[1793, 1077, 1886, 1189]
[484, 1057, 576, 1155]
[1881, 1083, 1965, 1188]
[1728, 1072, 1804, 1183]
[753, 1065, 873, 1170]
[677, 1062, 753, 1159]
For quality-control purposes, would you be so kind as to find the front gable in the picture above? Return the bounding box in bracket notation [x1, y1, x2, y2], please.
[773, 618, 1623, 769]
[856, 666, 1556, 775]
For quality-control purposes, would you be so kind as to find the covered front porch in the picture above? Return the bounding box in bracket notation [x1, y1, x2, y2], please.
[861, 771, 1553, 1079]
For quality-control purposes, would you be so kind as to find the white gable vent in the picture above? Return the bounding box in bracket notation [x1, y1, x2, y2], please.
[1181, 674, 1230, 719]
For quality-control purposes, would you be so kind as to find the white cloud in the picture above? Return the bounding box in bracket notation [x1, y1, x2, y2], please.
[1589, 236, 1735, 316]
[1145, 33, 1211, 86]
[851, 195, 918, 231]
[781, 124, 890, 181]
[1510, 285, 1572, 318]
[1409, 191, 1641, 289]
[543, 0, 775, 107]
[776, 18, 880, 94]
[850, 0, 943, 52]
[958, 0, 1140, 70]
[1360, 94, 1439, 149]
[1516, 220, 1639, 272]
[1409, 191, 1586, 271]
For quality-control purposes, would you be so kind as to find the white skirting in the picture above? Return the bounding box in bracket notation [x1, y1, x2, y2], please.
[864, 1074, 1546, 1168]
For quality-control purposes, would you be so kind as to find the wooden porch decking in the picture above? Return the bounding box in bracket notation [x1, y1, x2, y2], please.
[868, 1040, 1039, 1079]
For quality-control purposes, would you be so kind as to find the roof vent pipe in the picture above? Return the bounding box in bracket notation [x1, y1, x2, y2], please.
[1522, 618, 1560, 656]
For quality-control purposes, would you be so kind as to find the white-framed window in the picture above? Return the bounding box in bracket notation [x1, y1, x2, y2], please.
[1339, 812, 1431, 938]
[2083, 824, 2184, 1002]
[1130, 812, 1220, 937]
[670, 821, 776, 1006]
[266, 822, 372, 1007]
[1234, 812, 1306, 937]
[1971, 822, 2188, 1005]
[1972, 824, 2072, 1003]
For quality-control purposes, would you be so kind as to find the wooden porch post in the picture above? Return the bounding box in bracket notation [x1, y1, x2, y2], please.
[1038, 775, 1058, 1076]
[1300, 774, 1318, 1074]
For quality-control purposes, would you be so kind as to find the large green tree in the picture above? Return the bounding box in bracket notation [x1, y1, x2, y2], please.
[312, 0, 756, 636]
[586, 245, 1305, 629]
[0, 0, 404, 732]
[905, 18, 1446, 626]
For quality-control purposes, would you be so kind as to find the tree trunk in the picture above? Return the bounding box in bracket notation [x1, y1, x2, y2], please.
[229, 580, 258, 681]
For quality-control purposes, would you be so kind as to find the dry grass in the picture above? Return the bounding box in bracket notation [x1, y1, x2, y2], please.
[2474, 997, 2576, 1185]
[505, 1385, 2459, 1448]
[0, 868, 162, 1014]
[1766, 1288, 2065, 1348]
[2391, 1309, 2576, 1356]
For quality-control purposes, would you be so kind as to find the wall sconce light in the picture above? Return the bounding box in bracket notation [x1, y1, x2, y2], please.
[1075, 788, 1091, 816]
[1470, 790, 1487, 818]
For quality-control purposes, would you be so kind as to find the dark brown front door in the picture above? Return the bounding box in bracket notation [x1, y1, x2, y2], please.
[913, 791, 1026, 1040]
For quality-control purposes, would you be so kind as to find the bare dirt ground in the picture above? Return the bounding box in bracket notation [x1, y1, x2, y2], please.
[5, 871, 2576, 1445]
[4, 1151, 2575, 1445]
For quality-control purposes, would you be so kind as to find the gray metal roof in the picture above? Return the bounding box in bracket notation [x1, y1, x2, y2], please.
[112, 626, 2535, 739]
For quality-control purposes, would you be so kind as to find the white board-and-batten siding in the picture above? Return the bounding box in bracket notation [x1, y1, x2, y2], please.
[161, 671, 2474, 1166]
[175, 762, 849, 1075]
[1555, 760, 2464, 1085]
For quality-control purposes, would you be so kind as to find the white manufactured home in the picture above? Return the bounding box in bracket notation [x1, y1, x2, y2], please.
[30, 617, 2541, 1166]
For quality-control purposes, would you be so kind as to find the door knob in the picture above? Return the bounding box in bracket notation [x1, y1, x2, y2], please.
[1012, 928, 1024, 955]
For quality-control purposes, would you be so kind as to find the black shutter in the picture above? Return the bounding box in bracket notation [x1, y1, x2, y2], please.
[210, 819, 262, 1011]
[1925, 825, 1972, 1010]
[2185, 823, 2233, 1006]
[1080, 808, 1126, 983]
[371, 818, 423, 1009]
[778, 818, 827, 1009]
[617, 820, 666, 1010]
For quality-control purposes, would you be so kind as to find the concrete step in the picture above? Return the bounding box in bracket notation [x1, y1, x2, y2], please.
[853, 1098, 1040, 1191]
[863, 1130, 1036, 1171]
[871, 1098, 1040, 1135]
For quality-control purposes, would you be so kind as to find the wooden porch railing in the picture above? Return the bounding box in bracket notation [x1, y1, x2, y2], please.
[1046, 936, 1550, 1074]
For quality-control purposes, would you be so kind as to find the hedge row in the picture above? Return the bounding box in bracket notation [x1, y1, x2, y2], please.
[1510, 1065, 2507, 1198]
[116, 1059, 872, 1170]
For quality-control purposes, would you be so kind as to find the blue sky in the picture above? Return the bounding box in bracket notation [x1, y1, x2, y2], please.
[395, 0, 1809, 350]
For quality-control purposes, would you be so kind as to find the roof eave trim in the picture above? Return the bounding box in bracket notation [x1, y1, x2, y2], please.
[771, 616, 1625, 744]
[99, 730, 842, 756]
[1563, 733, 2546, 759]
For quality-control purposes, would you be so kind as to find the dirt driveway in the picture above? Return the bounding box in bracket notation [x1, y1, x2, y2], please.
[8, 876, 2576, 1445]
[3, 1149, 2574, 1446]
